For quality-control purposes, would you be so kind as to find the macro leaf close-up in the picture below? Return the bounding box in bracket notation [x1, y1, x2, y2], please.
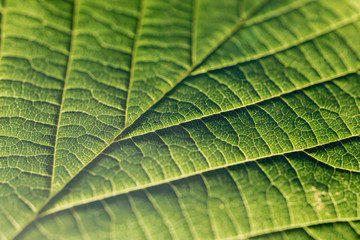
[1, 0, 360, 239]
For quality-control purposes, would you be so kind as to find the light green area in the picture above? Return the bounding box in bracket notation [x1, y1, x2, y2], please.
[0, 0, 360, 239]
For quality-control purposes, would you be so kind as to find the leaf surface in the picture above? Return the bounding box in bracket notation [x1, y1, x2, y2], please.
[1, 0, 360, 239]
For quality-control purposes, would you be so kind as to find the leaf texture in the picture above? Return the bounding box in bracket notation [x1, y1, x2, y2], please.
[1, 0, 360, 239]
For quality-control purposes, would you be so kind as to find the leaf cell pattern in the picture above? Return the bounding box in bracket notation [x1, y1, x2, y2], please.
[1, 0, 360, 239]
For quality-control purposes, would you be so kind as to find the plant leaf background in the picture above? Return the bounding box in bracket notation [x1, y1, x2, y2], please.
[1, 0, 360, 239]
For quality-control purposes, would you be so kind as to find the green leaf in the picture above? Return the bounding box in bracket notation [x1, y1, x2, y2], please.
[1, 0, 360, 239]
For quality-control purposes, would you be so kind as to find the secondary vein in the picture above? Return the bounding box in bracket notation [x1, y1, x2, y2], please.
[18, 1, 359, 233]
[50, 0, 80, 193]
[24, 1, 357, 220]
[122, 0, 311, 129]
[124, 0, 146, 127]
[9, 0, 81, 239]
[39, 134, 360, 217]
[117, 69, 359, 141]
